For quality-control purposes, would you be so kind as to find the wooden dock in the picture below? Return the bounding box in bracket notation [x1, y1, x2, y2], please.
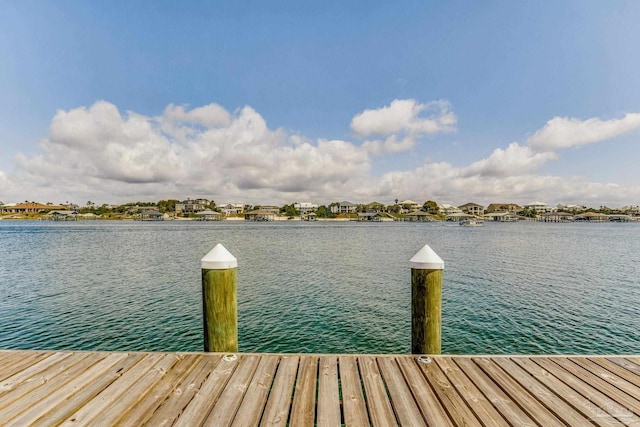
[1, 350, 640, 426]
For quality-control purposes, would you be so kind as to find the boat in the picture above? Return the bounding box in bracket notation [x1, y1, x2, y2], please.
[460, 218, 484, 227]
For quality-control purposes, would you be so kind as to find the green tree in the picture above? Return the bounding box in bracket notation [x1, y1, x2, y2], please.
[157, 199, 179, 213]
[315, 205, 334, 218]
[280, 204, 299, 217]
[423, 200, 439, 213]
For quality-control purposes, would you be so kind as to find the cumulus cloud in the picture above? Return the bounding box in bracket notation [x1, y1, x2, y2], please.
[163, 103, 231, 128]
[361, 135, 416, 156]
[349, 99, 456, 155]
[8, 101, 371, 204]
[527, 113, 640, 152]
[459, 143, 557, 178]
[3, 100, 640, 207]
[351, 99, 456, 137]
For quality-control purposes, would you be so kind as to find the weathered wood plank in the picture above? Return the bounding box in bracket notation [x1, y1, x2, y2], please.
[454, 357, 534, 426]
[0, 352, 48, 382]
[4, 350, 640, 427]
[590, 357, 640, 389]
[417, 357, 482, 427]
[289, 356, 318, 427]
[206, 355, 261, 426]
[57, 353, 165, 426]
[339, 356, 369, 426]
[145, 354, 222, 426]
[8, 353, 135, 426]
[492, 357, 591, 426]
[573, 357, 640, 402]
[29, 353, 143, 427]
[0, 352, 74, 401]
[173, 353, 239, 426]
[533, 357, 640, 425]
[551, 357, 640, 416]
[359, 356, 397, 427]
[512, 357, 623, 427]
[116, 354, 203, 426]
[2, 352, 113, 425]
[377, 357, 426, 427]
[316, 355, 341, 427]
[232, 355, 280, 427]
[434, 357, 502, 427]
[608, 357, 640, 377]
[260, 355, 299, 427]
[95, 353, 182, 425]
[473, 357, 564, 426]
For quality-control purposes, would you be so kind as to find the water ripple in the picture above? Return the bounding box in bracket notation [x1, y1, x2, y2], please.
[1, 221, 639, 354]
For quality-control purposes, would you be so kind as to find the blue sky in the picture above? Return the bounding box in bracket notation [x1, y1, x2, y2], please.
[1, 1, 640, 206]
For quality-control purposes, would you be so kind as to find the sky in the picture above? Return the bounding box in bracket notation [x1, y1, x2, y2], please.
[1, 1, 640, 207]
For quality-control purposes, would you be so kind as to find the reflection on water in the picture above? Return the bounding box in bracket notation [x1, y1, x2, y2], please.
[1, 220, 638, 354]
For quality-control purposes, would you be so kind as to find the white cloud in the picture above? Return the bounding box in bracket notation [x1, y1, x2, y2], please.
[6, 101, 371, 204]
[163, 103, 231, 128]
[2, 100, 640, 207]
[361, 135, 416, 155]
[460, 143, 557, 178]
[528, 113, 640, 152]
[350, 99, 456, 137]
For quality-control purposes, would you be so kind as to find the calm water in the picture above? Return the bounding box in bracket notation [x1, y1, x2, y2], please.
[0, 220, 638, 355]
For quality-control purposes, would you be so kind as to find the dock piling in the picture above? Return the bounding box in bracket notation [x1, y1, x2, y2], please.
[410, 244, 444, 354]
[201, 243, 238, 352]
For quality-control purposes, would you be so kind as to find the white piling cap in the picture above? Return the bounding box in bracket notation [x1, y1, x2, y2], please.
[410, 244, 444, 270]
[201, 244, 237, 270]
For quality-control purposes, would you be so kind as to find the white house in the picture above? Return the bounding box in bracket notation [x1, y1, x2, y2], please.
[293, 202, 318, 214]
[222, 203, 244, 215]
[556, 203, 586, 213]
[331, 201, 357, 214]
[523, 201, 552, 213]
[458, 203, 484, 216]
[399, 200, 420, 213]
[620, 205, 640, 215]
[439, 204, 462, 215]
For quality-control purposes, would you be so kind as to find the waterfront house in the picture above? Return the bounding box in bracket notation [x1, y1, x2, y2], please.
[445, 212, 472, 221]
[175, 198, 210, 214]
[404, 211, 435, 222]
[484, 212, 519, 222]
[523, 201, 553, 213]
[1, 202, 65, 214]
[257, 206, 280, 215]
[439, 204, 462, 215]
[399, 200, 420, 213]
[222, 203, 244, 215]
[608, 214, 633, 222]
[244, 209, 275, 221]
[140, 208, 163, 221]
[196, 210, 222, 221]
[486, 203, 521, 213]
[357, 212, 382, 222]
[458, 203, 484, 216]
[366, 201, 386, 212]
[556, 203, 587, 213]
[538, 212, 574, 222]
[293, 202, 318, 214]
[574, 212, 608, 222]
[620, 205, 640, 215]
[331, 201, 357, 214]
[46, 210, 78, 221]
[302, 212, 317, 221]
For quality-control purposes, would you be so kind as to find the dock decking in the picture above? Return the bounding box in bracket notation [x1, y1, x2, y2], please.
[1, 350, 640, 426]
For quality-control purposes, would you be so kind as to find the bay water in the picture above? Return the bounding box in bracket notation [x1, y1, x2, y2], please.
[1, 220, 638, 355]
